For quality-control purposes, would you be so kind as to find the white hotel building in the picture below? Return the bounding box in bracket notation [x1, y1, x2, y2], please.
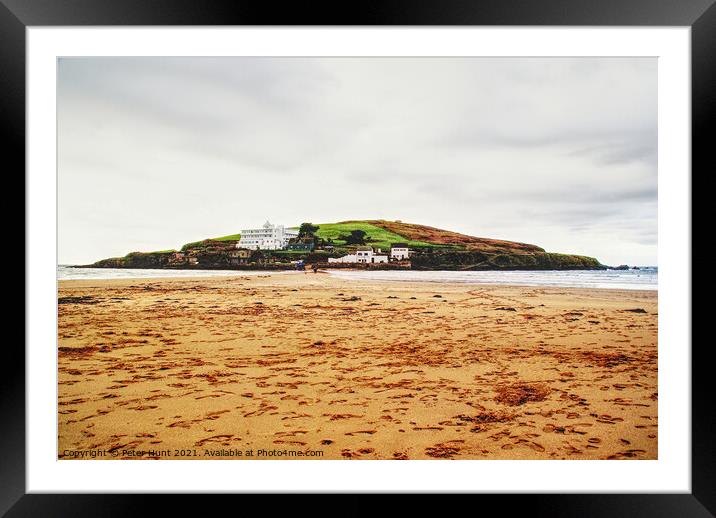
[328, 246, 389, 264]
[237, 221, 299, 250]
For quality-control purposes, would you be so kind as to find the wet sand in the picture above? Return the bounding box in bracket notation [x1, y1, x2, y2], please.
[57, 272, 657, 460]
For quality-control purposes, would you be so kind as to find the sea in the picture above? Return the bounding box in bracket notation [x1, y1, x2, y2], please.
[57, 265, 280, 281]
[58, 265, 657, 290]
[326, 268, 658, 291]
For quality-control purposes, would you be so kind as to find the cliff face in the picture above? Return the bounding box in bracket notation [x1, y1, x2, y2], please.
[91, 252, 170, 269]
[86, 220, 605, 271]
[410, 250, 603, 271]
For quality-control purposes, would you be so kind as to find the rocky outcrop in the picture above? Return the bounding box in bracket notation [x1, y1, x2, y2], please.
[90, 252, 172, 269]
[410, 250, 604, 271]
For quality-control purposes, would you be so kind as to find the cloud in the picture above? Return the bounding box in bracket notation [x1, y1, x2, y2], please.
[58, 57, 657, 266]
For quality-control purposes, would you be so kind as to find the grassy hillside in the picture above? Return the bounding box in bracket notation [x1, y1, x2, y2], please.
[211, 233, 242, 241]
[313, 221, 441, 250]
[197, 221, 460, 250]
[173, 220, 548, 254]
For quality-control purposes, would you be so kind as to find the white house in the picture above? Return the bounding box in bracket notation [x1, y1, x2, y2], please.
[390, 243, 411, 261]
[328, 246, 389, 264]
[238, 221, 299, 250]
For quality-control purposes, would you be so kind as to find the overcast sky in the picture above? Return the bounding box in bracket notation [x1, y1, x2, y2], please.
[58, 57, 657, 266]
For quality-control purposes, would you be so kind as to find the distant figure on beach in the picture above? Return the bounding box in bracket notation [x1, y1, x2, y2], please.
[312, 265, 318, 274]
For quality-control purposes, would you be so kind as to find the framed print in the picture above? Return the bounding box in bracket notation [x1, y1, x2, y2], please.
[6, 0, 711, 514]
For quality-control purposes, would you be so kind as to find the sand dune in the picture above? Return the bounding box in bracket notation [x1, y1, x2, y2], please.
[57, 273, 657, 460]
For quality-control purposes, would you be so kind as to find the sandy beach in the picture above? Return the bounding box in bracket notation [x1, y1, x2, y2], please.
[57, 272, 657, 460]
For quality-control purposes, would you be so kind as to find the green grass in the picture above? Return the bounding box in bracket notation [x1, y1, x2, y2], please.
[135, 249, 177, 256]
[212, 233, 242, 241]
[314, 221, 438, 250]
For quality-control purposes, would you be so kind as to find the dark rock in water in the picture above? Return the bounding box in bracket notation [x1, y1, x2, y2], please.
[612, 265, 630, 270]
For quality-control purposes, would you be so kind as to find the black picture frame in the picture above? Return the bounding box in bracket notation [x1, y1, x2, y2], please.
[5, 0, 710, 515]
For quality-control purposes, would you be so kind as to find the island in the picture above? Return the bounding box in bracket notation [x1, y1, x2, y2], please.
[83, 219, 605, 271]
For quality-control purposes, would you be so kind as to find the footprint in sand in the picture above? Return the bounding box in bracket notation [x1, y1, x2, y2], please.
[195, 434, 236, 447]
